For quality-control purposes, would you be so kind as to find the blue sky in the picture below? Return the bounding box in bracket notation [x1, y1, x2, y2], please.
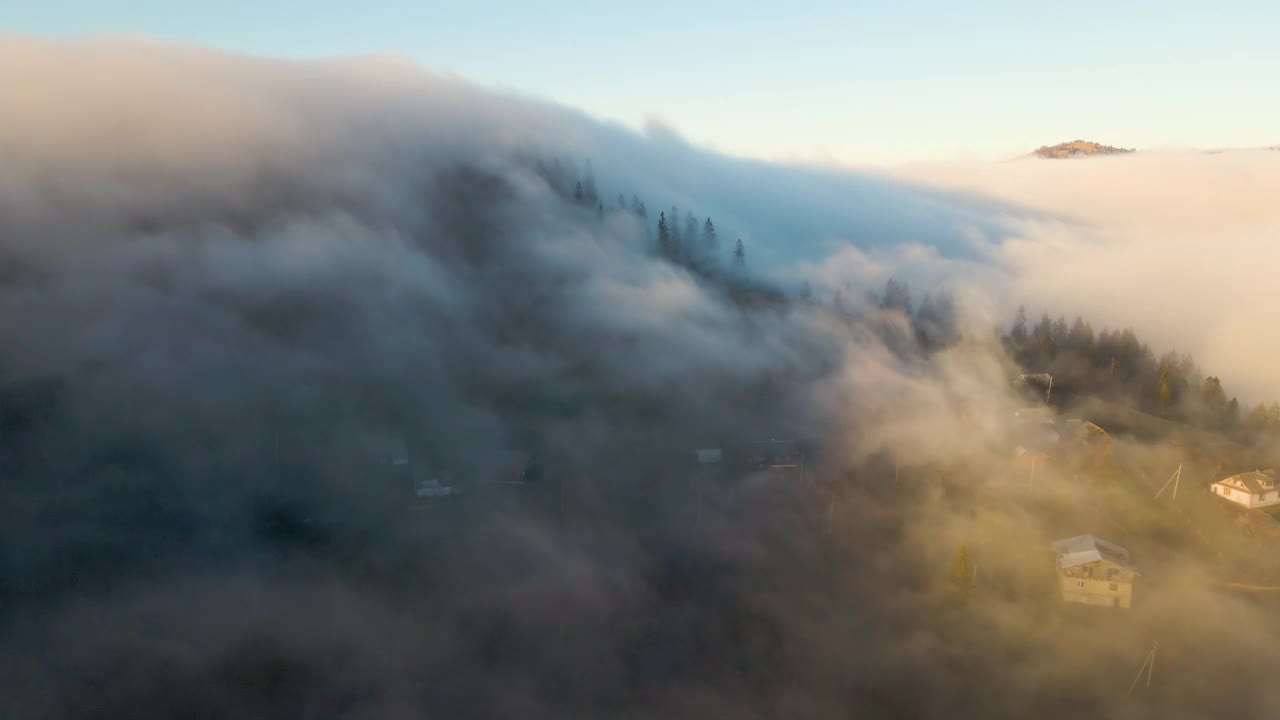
[8, 1, 1280, 165]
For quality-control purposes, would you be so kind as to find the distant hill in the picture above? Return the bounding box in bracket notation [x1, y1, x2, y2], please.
[1032, 140, 1135, 159]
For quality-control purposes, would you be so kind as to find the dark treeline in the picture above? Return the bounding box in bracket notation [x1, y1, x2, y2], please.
[1001, 306, 1280, 443]
[535, 157, 787, 307]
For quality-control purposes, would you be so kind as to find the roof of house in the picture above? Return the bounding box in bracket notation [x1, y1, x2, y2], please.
[1051, 534, 1135, 572]
[1216, 470, 1278, 495]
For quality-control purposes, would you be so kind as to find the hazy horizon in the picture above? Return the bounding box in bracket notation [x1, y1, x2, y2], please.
[7, 0, 1280, 166]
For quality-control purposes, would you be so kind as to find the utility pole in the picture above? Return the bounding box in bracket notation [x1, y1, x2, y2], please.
[1016, 373, 1054, 404]
[1154, 464, 1183, 501]
[1127, 641, 1159, 694]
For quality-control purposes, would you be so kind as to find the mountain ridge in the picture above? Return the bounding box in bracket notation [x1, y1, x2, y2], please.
[1032, 140, 1135, 159]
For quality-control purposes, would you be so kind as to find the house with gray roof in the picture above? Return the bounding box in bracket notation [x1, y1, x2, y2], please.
[1051, 534, 1137, 608]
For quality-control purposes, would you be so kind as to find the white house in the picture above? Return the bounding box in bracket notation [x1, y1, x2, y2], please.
[1211, 470, 1280, 509]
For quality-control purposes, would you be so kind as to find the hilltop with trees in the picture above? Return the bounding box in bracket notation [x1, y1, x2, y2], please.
[1000, 306, 1280, 450]
[1032, 140, 1135, 159]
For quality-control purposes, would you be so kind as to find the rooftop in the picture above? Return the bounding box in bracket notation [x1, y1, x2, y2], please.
[1051, 534, 1134, 572]
[1217, 470, 1278, 495]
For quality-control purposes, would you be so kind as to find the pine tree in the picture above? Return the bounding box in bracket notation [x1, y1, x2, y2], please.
[1247, 404, 1270, 434]
[1051, 316, 1069, 347]
[1201, 376, 1228, 426]
[733, 238, 746, 270]
[656, 212, 672, 258]
[881, 278, 912, 312]
[684, 212, 698, 254]
[1158, 364, 1173, 415]
[1068, 317, 1095, 355]
[1009, 306, 1029, 345]
[1032, 313, 1056, 361]
[915, 291, 957, 350]
[635, 200, 650, 241]
[574, 181, 584, 203]
[702, 217, 718, 257]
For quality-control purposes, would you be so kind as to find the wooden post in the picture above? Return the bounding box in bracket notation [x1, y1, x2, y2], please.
[1127, 642, 1158, 694]
[1155, 465, 1183, 501]
[1147, 642, 1157, 688]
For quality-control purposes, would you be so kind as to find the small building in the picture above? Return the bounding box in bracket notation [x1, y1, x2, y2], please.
[1051, 534, 1137, 609]
[1211, 470, 1280, 509]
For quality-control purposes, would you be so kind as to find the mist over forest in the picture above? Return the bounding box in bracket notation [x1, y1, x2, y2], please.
[4, 36, 1280, 719]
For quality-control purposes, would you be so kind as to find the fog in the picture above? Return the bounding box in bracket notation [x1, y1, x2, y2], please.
[3, 36, 1279, 719]
[899, 150, 1280, 401]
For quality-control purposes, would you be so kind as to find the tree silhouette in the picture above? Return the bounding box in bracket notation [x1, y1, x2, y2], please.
[664, 205, 683, 262]
[881, 278, 912, 313]
[1158, 364, 1173, 415]
[702, 218, 718, 258]
[733, 238, 745, 270]
[656, 212, 672, 258]
[1009, 306, 1029, 345]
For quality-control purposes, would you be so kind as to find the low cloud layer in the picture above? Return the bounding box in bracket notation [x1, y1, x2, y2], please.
[899, 150, 1280, 401]
[3, 36, 1279, 719]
